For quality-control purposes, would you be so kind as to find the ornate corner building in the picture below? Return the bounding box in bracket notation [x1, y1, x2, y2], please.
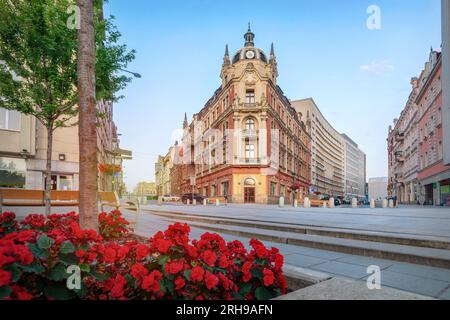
[171, 26, 311, 204]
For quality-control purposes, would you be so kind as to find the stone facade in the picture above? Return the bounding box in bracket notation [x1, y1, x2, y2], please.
[170, 27, 311, 204]
[155, 146, 175, 196]
[416, 51, 450, 206]
[387, 78, 420, 204]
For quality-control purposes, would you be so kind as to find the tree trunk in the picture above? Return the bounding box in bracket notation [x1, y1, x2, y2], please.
[77, 0, 98, 230]
[44, 124, 53, 217]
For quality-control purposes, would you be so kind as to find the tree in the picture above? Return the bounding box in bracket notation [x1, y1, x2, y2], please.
[0, 0, 135, 219]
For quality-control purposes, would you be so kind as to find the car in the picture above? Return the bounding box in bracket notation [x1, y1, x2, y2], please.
[161, 195, 181, 202]
[181, 193, 206, 204]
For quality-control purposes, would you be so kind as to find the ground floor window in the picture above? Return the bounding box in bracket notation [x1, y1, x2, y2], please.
[0, 157, 26, 188]
[270, 182, 277, 196]
[440, 179, 450, 206]
[45, 174, 74, 190]
[280, 184, 285, 197]
[221, 181, 229, 196]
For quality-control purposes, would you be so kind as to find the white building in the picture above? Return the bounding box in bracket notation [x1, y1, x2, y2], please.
[341, 134, 366, 199]
[368, 177, 388, 201]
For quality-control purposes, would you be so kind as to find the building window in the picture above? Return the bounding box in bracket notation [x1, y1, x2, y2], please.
[270, 182, 277, 196]
[280, 184, 285, 197]
[0, 108, 21, 131]
[221, 181, 229, 196]
[245, 140, 255, 159]
[245, 90, 255, 104]
[245, 118, 255, 131]
[0, 157, 26, 188]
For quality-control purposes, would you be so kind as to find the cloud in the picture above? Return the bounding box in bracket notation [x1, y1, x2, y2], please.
[360, 60, 394, 75]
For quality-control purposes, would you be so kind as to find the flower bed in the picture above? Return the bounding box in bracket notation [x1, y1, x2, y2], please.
[0, 211, 286, 300]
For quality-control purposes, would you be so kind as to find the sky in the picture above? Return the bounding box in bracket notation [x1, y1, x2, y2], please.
[104, 0, 443, 192]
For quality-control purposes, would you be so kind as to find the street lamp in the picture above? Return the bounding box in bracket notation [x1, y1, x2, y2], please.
[119, 68, 142, 78]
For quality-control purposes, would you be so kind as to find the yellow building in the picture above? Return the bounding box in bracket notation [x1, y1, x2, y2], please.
[133, 182, 157, 197]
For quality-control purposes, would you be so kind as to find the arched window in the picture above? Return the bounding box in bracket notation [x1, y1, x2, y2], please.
[245, 118, 255, 131]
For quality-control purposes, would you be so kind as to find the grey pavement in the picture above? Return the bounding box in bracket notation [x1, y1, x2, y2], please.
[128, 209, 450, 300]
[3, 204, 450, 299]
[140, 202, 450, 240]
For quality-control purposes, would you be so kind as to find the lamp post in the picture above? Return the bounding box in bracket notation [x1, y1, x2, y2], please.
[119, 68, 142, 78]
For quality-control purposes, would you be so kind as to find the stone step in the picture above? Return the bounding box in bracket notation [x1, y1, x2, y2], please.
[144, 209, 450, 250]
[170, 219, 450, 269]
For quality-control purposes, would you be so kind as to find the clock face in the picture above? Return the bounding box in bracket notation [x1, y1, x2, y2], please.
[245, 50, 255, 59]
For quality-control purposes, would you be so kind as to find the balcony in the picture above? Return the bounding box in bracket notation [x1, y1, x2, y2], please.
[243, 103, 257, 109]
[395, 132, 405, 142]
[237, 158, 261, 165]
[241, 129, 259, 138]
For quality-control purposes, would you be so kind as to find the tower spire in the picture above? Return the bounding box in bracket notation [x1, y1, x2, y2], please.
[244, 23, 255, 47]
[183, 112, 188, 129]
[270, 43, 275, 57]
[223, 44, 230, 66]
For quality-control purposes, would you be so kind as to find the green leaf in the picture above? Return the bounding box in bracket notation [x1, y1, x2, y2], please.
[251, 269, 263, 278]
[19, 260, 45, 274]
[164, 278, 174, 295]
[255, 287, 274, 300]
[74, 283, 88, 299]
[5, 264, 22, 282]
[0, 286, 12, 300]
[79, 264, 90, 273]
[28, 243, 50, 259]
[59, 241, 75, 254]
[37, 234, 55, 250]
[157, 255, 169, 266]
[59, 253, 79, 266]
[48, 263, 70, 281]
[44, 282, 76, 300]
[239, 282, 252, 297]
[184, 270, 191, 280]
[89, 269, 108, 282]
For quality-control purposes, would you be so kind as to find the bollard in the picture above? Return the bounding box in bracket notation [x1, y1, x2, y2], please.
[382, 199, 388, 208]
[216, 199, 220, 206]
[157, 196, 162, 206]
[186, 199, 190, 205]
[193, 199, 196, 206]
[389, 199, 394, 208]
[329, 198, 335, 208]
[303, 197, 311, 208]
[203, 198, 207, 206]
[352, 198, 358, 208]
[279, 196, 285, 208]
[370, 199, 375, 208]
[323, 201, 327, 208]
[293, 199, 298, 208]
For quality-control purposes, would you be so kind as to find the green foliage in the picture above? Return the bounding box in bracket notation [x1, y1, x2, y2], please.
[0, 0, 135, 129]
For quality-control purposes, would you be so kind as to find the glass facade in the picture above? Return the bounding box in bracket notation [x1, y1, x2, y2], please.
[0, 157, 26, 188]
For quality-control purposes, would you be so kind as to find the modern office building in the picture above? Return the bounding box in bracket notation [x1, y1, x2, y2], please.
[292, 98, 345, 198]
[341, 134, 366, 199]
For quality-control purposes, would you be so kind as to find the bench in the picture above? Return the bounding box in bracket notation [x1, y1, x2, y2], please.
[0, 189, 79, 208]
[299, 198, 327, 207]
[99, 191, 139, 225]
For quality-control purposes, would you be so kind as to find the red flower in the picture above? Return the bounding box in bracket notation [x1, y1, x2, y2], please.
[205, 271, 219, 290]
[131, 263, 148, 280]
[135, 244, 148, 261]
[164, 260, 184, 275]
[174, 276, 185, 290]
[190, 266, 205, 282]
[154, 239, 172, 254]
[242, 261, 252, 282]
[218, 255, 230, 268]
[110, 274, 127, 299]
[142, 270, 163, 292]
[201, 250, 217, 267]
[117, 246, 130, 260]
[0, 269, 12, 287]
[16, 230, 34, 243]
[263, 269, 275, 286]
[275, 254, 284, 269]
[103, 247, 116, 263]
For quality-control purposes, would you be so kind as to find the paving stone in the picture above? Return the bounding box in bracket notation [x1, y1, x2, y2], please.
[385, 262, 450, 283]
[437, 286, 450, 300]
[275, 277, 433, 300]
[296, 248, 349, 260]
[336, 255, 395, 269]
[309, 261, 370, 280]
[361, 270, 450, 298]
[284, 253, 327, 268]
